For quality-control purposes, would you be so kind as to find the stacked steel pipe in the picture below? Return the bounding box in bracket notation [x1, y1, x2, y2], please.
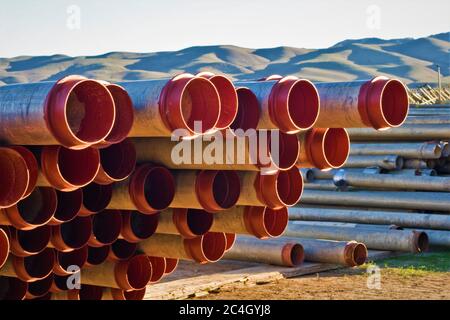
[0, 72, 413, 300]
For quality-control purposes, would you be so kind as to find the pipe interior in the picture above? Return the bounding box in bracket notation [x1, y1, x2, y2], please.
[201, 232, 226, 262]
[0, 277, 27, 300]
[17, 225, 51, 254]
[181, 79, 220, 133]
[61, 216, 92, 249]
[121, 288, 146, 300]
[212, 171, 240, 209]
[274, 131, 300, 170]
[148, 256, 166, 283]
[18, 188, 57, 225]
[416, 232, 429, 252]
[224, 233, 236, 251]
[352, 243, 368, 266]
[276, 168, 303, 206]
[54, 189, 82, 222]
[395, 157, 404, 170]
[87, 245, 110, 266]
[186, 209, 213, 236]
[289, 244, 305, 266]
[125, 255, 152, 290]
[324, 129, 350, 168]
[82, 183, 112, 213]
[164, 258, 179, 274]
[0, 229, 9, 267]
[210, 76, 238, 129]
[58, 148, 99, 186]
[263, 207, 289, 237]
[143, 167, 175, 211]
[231, 88, 260, 131]
[92, 211, 122, 245]
[288, 80, 320, 130]
[104, 85, 134, 143]
[111, 239, 137, 260]
[380, 80, 409, 127]
[27, 273, 54, 298]
[99, 141, 136, 180]
[79, 285, 104, 300]
[0, 149, 28, 207]
[66, 81, 115, 143]
[24, 248, 54, 279]
[130, 211, 159, 240]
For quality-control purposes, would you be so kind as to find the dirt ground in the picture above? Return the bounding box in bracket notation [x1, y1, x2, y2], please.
[192, 251, 450, 300]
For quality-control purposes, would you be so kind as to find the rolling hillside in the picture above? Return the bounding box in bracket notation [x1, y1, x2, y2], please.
[0, 32, 448, 85]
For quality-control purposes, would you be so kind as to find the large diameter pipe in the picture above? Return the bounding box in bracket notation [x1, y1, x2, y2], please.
[197, 72, 238, 130]
[86, 245, 110, 267]
[156, 208, 213, 239]
[334, 170, 450, 191]
[25, 273, 54, 299]
[8, 225, 51, 257]
[405, 229, 450, 248]
[88, 210, 122, 247]
[119, 74, 220, 137]
[344, 155, 403, 170]
[139, 232, 227, 264]
[297, 128, 350, 170]
[80, 254, 152, 290]
[0, 248, 55, 281]
[0, 187, 57, 230]
[230, 87, 260, 131]
[5, 146, 39, 200]
[284, 223, 428, 253]
[108, 239, 138, 261]
[289, 206, 450, 230]
[300, 189, 450, 212]
[120, 211, 159, 243]
[209, 206, 288, 239]
[223, 236, 304, 267]
[36, 146, 100, 191]
[50, 216, 93, 252]
[0, 228, 9, 269]
[350, 142, 442, 159]
[170, 170, 240, 212]
[49, 189, 83, 225]
[53, 246, 88, 276]
[0, 147, 30, 209]
[79, 183, 112, 216]
[235, 76, 320, 133]
[0, 276, 28, 300]
[107, 164, 175, 214]
[347, 124, 450, 141]
[313, 77, 409, 129]
[236, 168, 303, 209]
[0, 75, 116, 149]
[94, 139, 136, 185]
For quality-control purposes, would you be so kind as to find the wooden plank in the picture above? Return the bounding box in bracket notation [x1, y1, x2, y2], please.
[144, 250, 397, 300]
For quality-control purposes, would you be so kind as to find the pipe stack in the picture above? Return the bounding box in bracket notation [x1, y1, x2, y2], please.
[0, 72, 414, 299]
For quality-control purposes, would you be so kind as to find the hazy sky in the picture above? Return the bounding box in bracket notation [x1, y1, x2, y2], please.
[0, 0, 449, 57]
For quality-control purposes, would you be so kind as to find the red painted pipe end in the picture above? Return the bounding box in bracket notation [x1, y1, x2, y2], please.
[86, 245, 110, 267]
[0, 228, 9, 268]
[268, 131, 300, 171]
[114, 254, 152, 291]
[89, 210, 122, 247]
[281, 242, 304, 267]
[54, 246, 88, 276]
[243, 206, 288, 239]
[230, 87, 260, 132]
[185, 232, 227, 264]
[195, 170, 240, 212]
[10, 225, 51, 257]
[50, 189, 83, 225]
[164, 258, 179, 275]
[0, 147, 30, 208]
[79, 183, 112, 216]
[224, 233, 236, 251]
[147, 256, 166, 283]
[108, 239, 138, 261]
[8, 146, 38, 199]
[12, 248, 55, 282]
[172, 208, 214, 239]
[120, 211, 159, 243]
[344, 241, 368, 267]
[51, 216, 93, 252]
[25, 273, 54, 299]
[44, 75, 116, 149]
[0, 276, 28, 300]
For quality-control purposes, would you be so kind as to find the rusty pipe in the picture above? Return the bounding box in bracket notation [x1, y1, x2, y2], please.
[350, 142, 442, 159]
[230, 87, 260, 131]
[88, 210, 122, 247]
[235, 76, 320, 133]
[0, 147, 30, 208]
[297, 128, 350, 170]
[344, 155, 403, 170]
[289, 206, 450, 230]
[9, 225, 51, 257]
[78, 183, 112, 216]
[404, 229, 450, 248]
[170, 170, 240, 212]
[236, 168, 303, 209]
[0, 75, 116, 149]
[7, 146, 39, 199]
[36, 146, 100, 191]
[53, 246, 88, 276]
[107, 164, 175, 214]
[139, 232, 227, 264]
[197, 72, 238, 130]
[0, 248, 55, 281]
[80, 254, 152, 290]
[49, 189, 83, 225]
[50, 216, 93, 252]
[94, 139, 136, 185]
[301, 189, 450, 212]
[156, 208, 213, 239]
[313, 77, 409, 129]
[347, 124, 450, 141]
[0, 276, 28, 300]
[108, 239, 138, 261]
[86, 245, 110, 267]
[147, 256, 166, 283]
[223, 236, 304, 267]
[119, 74, 220, 137]
[120, 210, 159, 243]
[0, 187, 57, 230]
[210, 206, 288, 239]
[285, 222, 428, 253]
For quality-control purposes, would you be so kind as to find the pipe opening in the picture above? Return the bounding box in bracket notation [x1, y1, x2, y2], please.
[79, 285, 103, 300]
[352, 243, 368, 266]
[110, 239, 137, 261]
[120, 288, 146, 300]
[186, 209, 213, 237]
[287, 80, 320, 130]
[323, 129, 350, 169]
[15, 225, 51, 255]
[98, 140, 136, 182]
[201, 232, 227, 263]
[23, 248, 54, 280]
[164, 258, 179, 274]
[0, 148, 29, 208]
[0, 277, 27, 300]
[82, 183, 112, 214]
[289, 244, 304, 266]
[182, 79, 220, 134]
[16, 187, 57, 226]
[380, 80, 409, 127]
[53, 189, 83, 223]
[59, 216, 92, 250]
[103, 85, 134, 144]
[9, 146, 38, 199]
[87, 245, 110, 266]
[123, 255, 152, 290]
[65, 80, 115, 143]
[143, 167, 175, 211]
[262, 207, 289, 238]
[58, 147, 100, 187]
[231, 88, 260, 131]
[148, 256, 166, 283]
[27, 273, 54, 298]
[91, 211, 122, 246]
[0, 229, 9, 268]
[395, 157, 404, 170]
[208, 76, 238, 129]
[52, 275, 71, 291]
[272, 131, 300, 170]
[212, 171, 240, 210]
[276, 168, 303, 207]
[414, 231, 429, 252]
[224, 233, 236, 251]
[128, 211, 159, 241]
